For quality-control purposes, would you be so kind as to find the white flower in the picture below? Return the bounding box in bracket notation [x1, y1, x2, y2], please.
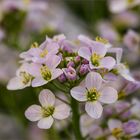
[7, 63, 33, 90]
[25, 89, 70, 129]
[71, 72, 118, 119]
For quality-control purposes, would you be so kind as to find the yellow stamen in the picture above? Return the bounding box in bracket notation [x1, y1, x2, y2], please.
[91, 53, 101, 66]
[87, 88, 100, 101]
[40, 65, 52, 81]
[96, 36, 109, 44]
[40, 50, 48, 58]
[23, 0, 30, 5]
[20, 71, 32, 84]
[31, 42, 39, 48]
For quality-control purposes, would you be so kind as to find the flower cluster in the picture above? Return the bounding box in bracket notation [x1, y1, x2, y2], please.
[7, 34, 140, 138]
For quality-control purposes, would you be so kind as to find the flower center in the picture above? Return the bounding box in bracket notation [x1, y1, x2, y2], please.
[31, 42, 38, 48]
[91, 53, 100, 66]
[42, 106, 55, 117]
[40, 65, 52, 81]
[40, 50, 48, 58]
[96, 36, 109, 44]
[20, 71, 32, 84]
[112, 128, 123, 138]
[87, 88, 100, 101]
[127, 0, 134, 4]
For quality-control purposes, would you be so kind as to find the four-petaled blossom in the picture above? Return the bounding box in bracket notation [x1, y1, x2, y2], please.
[71, 72, 118, 119]
[26, 55, 63, 87]
[78, 41, 116, 70]
[25, 89, 70, 129]
[108, 119, 140, 140]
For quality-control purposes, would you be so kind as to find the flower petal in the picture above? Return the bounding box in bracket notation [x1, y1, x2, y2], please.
[51, 69, 63, 80]
[53, 104, 70, 120]
[45, 55, 61, 69]
[108, 119, 122, 131]
[85, 101, 103, 119]
[99, 87, 118, 104]
[32, 77, 47, 87]
[85, 72, 102, 90]
[39, 89, 55, 107]
[100, 57, 116, 70]
[7, 77, 29, 90]
[71, 86, 87, 101]
[92, 42, 107, 57]
[37, 116, 54, 129]
[25, 105, 42, 121]
[78, 47, 91, 61]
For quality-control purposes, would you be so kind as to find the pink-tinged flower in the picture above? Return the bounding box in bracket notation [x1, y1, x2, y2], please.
[20, 41, 59, 64]
[7, 63, 33, 90]
[123, 30, 140, 53]
[71, 72, 118, 119]
[79, 64, 89, 75]
[108, 119, 140, 139]
[131, 99, 140, 119]
[78, 41, 116, 70]
[26, 55, 63, 87]
[25, 89, 70, 129]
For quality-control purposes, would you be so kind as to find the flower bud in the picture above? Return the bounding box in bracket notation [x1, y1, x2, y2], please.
[79, 64, 89, 75]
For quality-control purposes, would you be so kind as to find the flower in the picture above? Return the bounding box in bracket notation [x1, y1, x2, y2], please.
[20, 40, 59, 64]
[26, 55, 63, 87]
[25, 89, 70, 129]
[7, 63, 33, 90]
[123, 30, 140, 53]
[108, 119, 140, 139]
[78, 41, 116, 70]
[71, 72, 118, 118]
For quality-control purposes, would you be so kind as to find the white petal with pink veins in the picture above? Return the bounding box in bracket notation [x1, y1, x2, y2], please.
[71, 86, 87, 101]
[85, 101, 103, 119]
[85, 72, 102, 90]
[39, 89, 55, 107]
[78, 47, 91, 61]
[37, 116, 54, 129]
[25, 105, 42, 121]
[53, 104, 70, 120]
[99, 87, 118, 104]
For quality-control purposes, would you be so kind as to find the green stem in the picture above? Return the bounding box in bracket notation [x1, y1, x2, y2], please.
[71, 97, 84, 140]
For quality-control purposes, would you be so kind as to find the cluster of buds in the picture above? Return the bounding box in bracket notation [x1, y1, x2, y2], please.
[7, 34, 140, 136]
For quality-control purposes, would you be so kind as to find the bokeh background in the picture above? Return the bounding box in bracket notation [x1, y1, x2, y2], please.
[0, 0, 140, 140]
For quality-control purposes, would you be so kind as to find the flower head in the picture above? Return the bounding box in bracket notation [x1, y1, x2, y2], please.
[71, 72, 118, 118]
[78, 41, 116, 70]
[25, 89, 70, 129]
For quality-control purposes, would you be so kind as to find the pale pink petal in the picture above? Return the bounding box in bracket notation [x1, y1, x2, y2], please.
[53, 104, 70, 120]
[107, 136, 117, 140]
[100, 57, 116, 70]
[99, 87, 118, 104]
[46, 55, 61, 69]
[71, 86, 87, 101]
[25, 105, 42, 121]
[32, 77, 47, 87]
[51, 69, 63, 80]
[39, 89, 55, 107]
[85, 101, 103, 119]
[26, 63, 41, 77]
[37, 116, 54, 129]
[108, 119, 122, 131]
[85, 72, 102, 90]
[7, 77, 29, 90]
[46, 42, 59, 54]
[92, 42, 107, 57]
[78, 47, 91, 61]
